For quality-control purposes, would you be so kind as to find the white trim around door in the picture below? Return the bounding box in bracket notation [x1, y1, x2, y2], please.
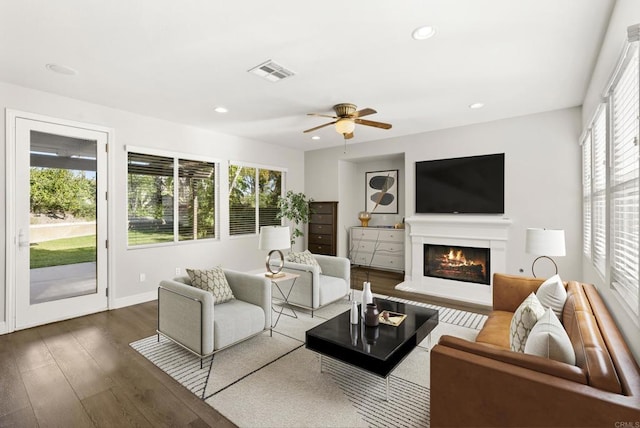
[4, 109, 116, 332]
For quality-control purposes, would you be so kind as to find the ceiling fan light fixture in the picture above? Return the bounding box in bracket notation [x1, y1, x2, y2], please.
[412, 26, 436, 40]
[311, 135, 320, 140]
[335, 118, 355, 135]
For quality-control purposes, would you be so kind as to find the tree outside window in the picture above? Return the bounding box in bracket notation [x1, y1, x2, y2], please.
[229, 163, 283, 236]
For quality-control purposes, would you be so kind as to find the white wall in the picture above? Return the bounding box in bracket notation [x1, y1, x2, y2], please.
[306, 107, 582, 281]
[580, 0, 640, 361]
[0, 81, 305, 327]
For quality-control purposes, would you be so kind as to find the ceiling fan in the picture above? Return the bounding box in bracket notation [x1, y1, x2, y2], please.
[303, 103, 392, 139]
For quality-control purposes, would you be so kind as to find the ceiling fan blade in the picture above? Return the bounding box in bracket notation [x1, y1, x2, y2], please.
[307, 113, 338, 119]
[344, 132, 354, 140]
[355, 118, 392, 129]
[354, 108, 377, 118]
[303, 121, 336, 133]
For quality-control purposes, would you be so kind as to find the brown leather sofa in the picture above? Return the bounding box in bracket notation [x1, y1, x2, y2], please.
[431, 273, 640, 427]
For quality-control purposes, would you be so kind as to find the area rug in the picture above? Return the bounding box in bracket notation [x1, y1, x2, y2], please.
[131, 293, 486, 427]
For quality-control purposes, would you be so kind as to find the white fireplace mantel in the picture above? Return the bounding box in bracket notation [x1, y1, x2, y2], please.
[396, 215, 513, 308]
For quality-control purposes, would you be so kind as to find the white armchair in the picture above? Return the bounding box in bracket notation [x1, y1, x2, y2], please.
[157, 268, 271, 366]
[274, 254, 350, 316]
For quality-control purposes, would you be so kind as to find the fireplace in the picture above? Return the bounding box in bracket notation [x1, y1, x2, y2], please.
[398, 215, 512, 307]
[424, 244, 490, 285]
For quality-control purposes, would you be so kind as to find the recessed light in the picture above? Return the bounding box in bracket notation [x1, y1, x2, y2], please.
[311, 136, 320, 140]
[469, 102, 485, 109]
[411, 26, 436, 40]
[45, 63, 78, 76]
[214, 106, 228, 113]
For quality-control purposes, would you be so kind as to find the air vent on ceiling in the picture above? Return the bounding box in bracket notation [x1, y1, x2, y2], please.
[248, 60, 295, 82]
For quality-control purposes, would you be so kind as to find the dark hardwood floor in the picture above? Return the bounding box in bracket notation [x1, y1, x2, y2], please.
[0, 302, 234, 428]
[0, 267, 486, 427]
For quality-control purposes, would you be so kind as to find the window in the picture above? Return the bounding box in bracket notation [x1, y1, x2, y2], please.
[259, 169, 283, 228]
[178, 159, 216, 241]
[229, 163, 283, 236]
[582, 132, 592, 259]
[610, 45, 639, 311]
[582, 29, 639, 317]
[592, 108, 607, 275]
[127, 150, 217, 246]
[229, 165, 256, 235]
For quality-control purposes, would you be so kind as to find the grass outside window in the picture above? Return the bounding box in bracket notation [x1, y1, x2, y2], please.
[30, 235, 97, 269]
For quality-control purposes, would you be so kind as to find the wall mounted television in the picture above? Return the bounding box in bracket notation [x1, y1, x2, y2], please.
[415, 153, 505, 214]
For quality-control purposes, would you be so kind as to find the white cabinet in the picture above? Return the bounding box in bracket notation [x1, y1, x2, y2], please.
[349, 227, 405, 272]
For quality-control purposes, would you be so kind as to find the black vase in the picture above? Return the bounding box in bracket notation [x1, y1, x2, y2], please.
[364, 325, 379, 345]
[364, 303, 379, 327]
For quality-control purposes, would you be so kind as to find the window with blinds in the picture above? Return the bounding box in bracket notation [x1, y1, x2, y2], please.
[259, 169, 282, 228]
[610, 44, 639, 313]
[229, 165, 256, 235]
[127, 153, 175, 246]
[178, 159, 216, 241]
[582, 132, 592, 258]
[127, 151, 217, 246]
[229, 163, 284, 236]
[592, 108, 607, 275]
[582, 30, 639, 318]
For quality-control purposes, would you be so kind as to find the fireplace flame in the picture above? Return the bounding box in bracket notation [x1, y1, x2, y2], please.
[424, 244, 490, 285]
[443, 249, 481, 270]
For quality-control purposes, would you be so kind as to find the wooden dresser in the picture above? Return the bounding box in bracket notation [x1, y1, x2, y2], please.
[350, 226, 405, 272]
[307, 201, 338, 256]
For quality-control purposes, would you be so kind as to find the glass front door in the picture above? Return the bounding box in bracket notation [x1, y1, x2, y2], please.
[14, 117, 108, 329]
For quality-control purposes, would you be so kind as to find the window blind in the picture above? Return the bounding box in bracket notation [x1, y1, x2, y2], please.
[229, 164, 285, 236]
[127, 152, 175, 246]
[128, 151, 217, 246]
[592, 108, 607, 275]
[610, 44, 639, 313]
[178, 159, 216, 241]
[259, 170, 282, 228]
[582, 133, 592, 258]
[229, 165, 257, 235]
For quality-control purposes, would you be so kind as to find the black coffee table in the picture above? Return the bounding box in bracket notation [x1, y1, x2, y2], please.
[305, 298, 438, 400]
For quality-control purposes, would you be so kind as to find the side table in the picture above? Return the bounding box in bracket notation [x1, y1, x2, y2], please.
[265, 272, 300, 328]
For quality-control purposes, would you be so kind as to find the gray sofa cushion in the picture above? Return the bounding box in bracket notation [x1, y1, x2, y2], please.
[213, 300, 266, 350]
[318, 274, 349, 306]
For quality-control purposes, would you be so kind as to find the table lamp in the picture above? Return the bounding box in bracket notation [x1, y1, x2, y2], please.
[525, 228, 566, 278]
[258, 226, 291, 278]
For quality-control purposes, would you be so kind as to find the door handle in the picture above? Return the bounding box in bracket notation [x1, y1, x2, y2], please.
[18, 229, 29, 249]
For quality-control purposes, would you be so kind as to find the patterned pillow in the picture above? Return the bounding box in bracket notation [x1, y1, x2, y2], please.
[510, 292, 545, 352]
[524, 308, 576, 365]
[186, 267, 235, 304]
[286, 250, 322, 274]
[535, 274, 567, 319]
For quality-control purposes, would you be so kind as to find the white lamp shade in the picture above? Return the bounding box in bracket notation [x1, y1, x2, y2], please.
[259, 226, 291, 251]
[525, 228, 566, 256]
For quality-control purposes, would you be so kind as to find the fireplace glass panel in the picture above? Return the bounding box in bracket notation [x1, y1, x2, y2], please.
[424, 244, 490, 285]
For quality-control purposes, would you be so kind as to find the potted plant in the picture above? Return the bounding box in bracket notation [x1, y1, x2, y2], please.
[276, 191, 313, 246]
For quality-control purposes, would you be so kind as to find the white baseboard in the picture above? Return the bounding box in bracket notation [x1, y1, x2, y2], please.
[113, 290, 157, 309]
[0, 292, 157, 335]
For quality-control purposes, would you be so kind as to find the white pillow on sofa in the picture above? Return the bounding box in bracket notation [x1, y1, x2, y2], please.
[286, 250, 323, 274]
[510, 292, 546, 352]
[524, 308, 576, 365]
[186, 267, 235, 304]
[536, 274, 567, 319]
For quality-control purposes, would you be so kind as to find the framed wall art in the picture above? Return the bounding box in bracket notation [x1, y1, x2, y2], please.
[365, 169, 398, 214]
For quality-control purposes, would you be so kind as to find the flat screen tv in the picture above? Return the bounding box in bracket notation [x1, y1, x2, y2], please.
[415, 153, 505, 214]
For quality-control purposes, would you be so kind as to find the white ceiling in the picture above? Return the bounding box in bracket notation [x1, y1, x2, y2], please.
[0, 0, 614, 151]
